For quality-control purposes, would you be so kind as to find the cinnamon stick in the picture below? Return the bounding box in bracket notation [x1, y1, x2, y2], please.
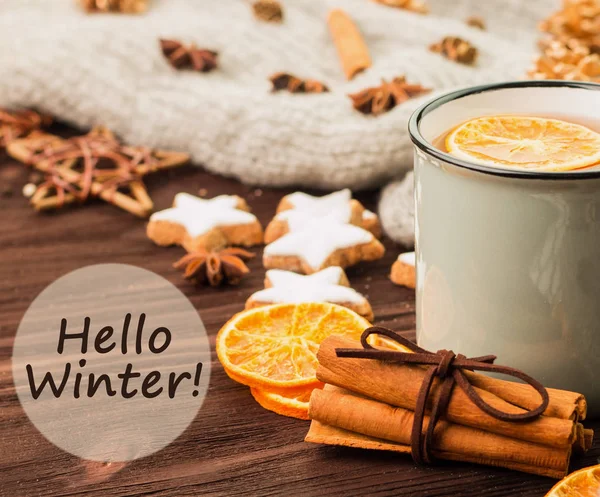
[584, 429, 594, 451]
[464, 370, 586, 420]
[573, 426, 595, 453]
[308, 385, 571, 478]
[306, 419, 568, 479]
[327, 9, 372, 80]
[316, 336, 576, 449]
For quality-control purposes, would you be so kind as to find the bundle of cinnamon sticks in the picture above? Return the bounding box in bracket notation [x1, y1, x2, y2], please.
[306, 334, 592, 478]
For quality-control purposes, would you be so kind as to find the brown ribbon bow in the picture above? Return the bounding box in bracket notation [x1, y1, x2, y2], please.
[335, 326, 549, 465]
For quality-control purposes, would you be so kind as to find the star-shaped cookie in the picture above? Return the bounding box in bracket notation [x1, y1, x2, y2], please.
[277, 189, 354, 213]
[390, 251, 415, 288]
[265, 208, 358, 244]
[263, 219, 384, 274]
[361, 209, 382, 238]
[147, 193, 263, 252]
[246, 267, 373, 320]
[267, 189, 381, 242]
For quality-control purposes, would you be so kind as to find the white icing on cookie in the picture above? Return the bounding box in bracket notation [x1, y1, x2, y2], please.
[363, 209, 376, 220]
[276, 189, 354, 230]
[275, 207, 353, 232]
[251, 267, 366, 305]
[285, 189, 352, 213]
[264, 220, 374, 270]
[398, 251, 415, 266]
[150, 193, 257, 237]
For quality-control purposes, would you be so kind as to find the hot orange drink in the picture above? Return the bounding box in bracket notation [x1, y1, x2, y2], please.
[433, 115, 600, 172]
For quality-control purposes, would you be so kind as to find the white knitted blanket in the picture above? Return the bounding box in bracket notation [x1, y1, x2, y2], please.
[0, 0, 555, 245]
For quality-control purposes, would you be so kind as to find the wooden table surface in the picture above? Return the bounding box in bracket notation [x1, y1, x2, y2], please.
[1, 128, 598, 497]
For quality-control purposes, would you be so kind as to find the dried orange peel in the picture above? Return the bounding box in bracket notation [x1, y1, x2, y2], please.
[446, 115, 600, 172]
[216, 302, 372, 394]
[250, 387, 315, 420]
[545, 464, 600, 496]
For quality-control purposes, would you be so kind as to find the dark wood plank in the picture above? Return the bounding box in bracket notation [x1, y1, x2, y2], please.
[0, 128, 597, 497]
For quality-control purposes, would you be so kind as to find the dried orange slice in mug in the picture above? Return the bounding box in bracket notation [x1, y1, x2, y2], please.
[545, 464, 600, 496]
[216, 302, 371, 393]
[446, 115, 600, 171]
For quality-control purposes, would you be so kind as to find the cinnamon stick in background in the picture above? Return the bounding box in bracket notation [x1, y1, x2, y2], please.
[308, 385, 571, 478]
[327, 9, 372, 80]
[316, 336, 576, 449]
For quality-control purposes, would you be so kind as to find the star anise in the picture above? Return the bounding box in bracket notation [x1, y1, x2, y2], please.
[253, 0, 283, 23]
[466, 16, 486, 30]
[78, 0, 147, 13]
[174, 248, 255, 287]
[269, 73, 329, 94]
[0, 109, 51, 148]
[160, 39, 218, 72]
[430, 36, 478, 65]
[372, 0, 428, 14]
[349, 77, 431, 116]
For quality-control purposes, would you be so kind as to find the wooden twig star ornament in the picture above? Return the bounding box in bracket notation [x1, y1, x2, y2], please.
[0, 109, 51, 148]
[7, 127, 189, 216]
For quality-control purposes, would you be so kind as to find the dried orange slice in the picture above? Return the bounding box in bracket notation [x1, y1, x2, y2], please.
[545, 464, 600, 496]
[216, 302, 371, 392]
[250, 387, 316, 420]
[248, 331, 411, 419]
[446, 115, 600, 171]
[375, 334, 413, 352]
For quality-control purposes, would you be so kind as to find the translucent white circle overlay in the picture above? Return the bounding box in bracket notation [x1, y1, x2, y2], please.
[12, 264, 211, 462]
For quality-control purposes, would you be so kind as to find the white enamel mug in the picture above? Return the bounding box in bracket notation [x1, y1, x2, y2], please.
[409, 81, 600, 417]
